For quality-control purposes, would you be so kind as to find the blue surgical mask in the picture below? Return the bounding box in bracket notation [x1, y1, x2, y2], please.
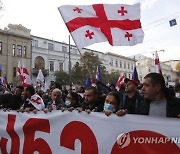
[65, 100, 71, 107]
[103, 103, 115, 112]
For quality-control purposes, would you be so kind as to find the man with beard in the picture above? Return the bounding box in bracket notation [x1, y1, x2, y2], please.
[118, 78, 144, 114]
[79, 86, 104, 112]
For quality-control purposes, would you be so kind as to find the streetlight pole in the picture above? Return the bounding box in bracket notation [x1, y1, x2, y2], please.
[68, 35, 71, 83]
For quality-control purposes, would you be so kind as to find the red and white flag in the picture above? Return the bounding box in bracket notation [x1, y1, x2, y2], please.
[154, 51, 162, 75]
[115, 72, 125, 90]
[17, 61, 22, 76]
[37, 69, 48, 92]
[17, 61, 32, 87]
[28, 93, 45, 110]
[58, 3, 144, 49]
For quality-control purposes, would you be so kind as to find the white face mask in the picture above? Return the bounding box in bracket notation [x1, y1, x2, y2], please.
[65, 100, 71, 107]
[175, 93, 180, 98]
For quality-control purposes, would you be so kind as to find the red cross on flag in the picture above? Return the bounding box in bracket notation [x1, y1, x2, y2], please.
[58, 3, 144, 49]
[17, 61, 32, 87]
[115, 72, 125, 90]
[154, 51, 162, 75]
[28, 94, 45, 110]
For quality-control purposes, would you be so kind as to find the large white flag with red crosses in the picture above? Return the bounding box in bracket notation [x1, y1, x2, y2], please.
[58, 3, 144, 49]
[154, 51, 162, 75]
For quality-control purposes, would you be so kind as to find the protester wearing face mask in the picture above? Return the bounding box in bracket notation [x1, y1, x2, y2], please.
[64, 92, 80, 110]
[103, 92, 121, 116]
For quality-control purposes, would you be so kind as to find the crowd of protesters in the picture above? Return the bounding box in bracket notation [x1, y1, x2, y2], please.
[0, 73, 180, 118]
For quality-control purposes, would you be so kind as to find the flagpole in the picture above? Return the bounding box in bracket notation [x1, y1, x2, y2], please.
[59, 9, 92, 77]
[68, 35, 92, 77]
[68, 35, 72, 83]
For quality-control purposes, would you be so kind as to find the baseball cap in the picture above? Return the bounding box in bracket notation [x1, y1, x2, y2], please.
[124, 78, 140, 86]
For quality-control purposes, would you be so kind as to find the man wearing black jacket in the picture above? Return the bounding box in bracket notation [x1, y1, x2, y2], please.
[141, 73, 180, 118]
[0, 86, 24, 110]
[119, 78, 144, 114]
[80, 86, 104, 112]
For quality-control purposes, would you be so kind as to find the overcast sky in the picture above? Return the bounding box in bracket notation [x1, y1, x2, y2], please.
[0, 0, 180, 61]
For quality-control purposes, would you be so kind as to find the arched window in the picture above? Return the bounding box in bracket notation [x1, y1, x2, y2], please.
[34, 56, 45, 70]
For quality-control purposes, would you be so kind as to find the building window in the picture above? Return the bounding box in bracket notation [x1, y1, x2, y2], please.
[129, 73, 131, 79]
[13, 44, 16, 56]
[148, 68, 151, 72]
[22, 46, 26, 58]
[115, 60, 118, 67]
[119, 61, 122, 68]
[59, 62, 63, 71]
[124, 62, 126, 69]
[110, 59, 113, 66]
[16, 45, 22, 57]
[128, 63, 130, 69]
[0, 42, 2, 54]
[48, 43, 54, 50]
[13, 67, 16, 77]
[50, 61, 54, 72]
[71, 48, 77, 54]
[35, 56, 45, 69]
[62, 46, 67, 52]
[131, 64, 133, 70]
[32, 40, 38, 47]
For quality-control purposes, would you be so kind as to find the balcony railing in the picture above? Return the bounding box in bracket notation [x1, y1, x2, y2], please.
[32, 68, 49, 77]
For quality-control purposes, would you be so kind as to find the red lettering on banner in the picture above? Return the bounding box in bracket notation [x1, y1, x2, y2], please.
[0, 114, 20, 154]
[60, 121, 98, 154]
[0, 137, 8, 154]
[6, 114, 20, 154]
[23, 118, 52, 154]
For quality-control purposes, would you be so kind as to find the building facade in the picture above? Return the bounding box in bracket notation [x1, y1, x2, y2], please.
[31, 36, 135, 85]
[0, 24, 31, 83]
[5, 24, 178, 87]
[135, 55, 179, 84]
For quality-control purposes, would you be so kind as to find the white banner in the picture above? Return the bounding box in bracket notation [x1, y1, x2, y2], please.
[0, 110, 179, 154]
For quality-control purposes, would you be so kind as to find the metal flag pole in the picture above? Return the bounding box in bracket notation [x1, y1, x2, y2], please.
[68, 34, 92, 77]
[59, 10, 92, 77]
[68, 35, 72, 83]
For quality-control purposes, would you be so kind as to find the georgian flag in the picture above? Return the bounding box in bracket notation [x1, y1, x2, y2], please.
[17, 61, 32, 87]
[154, 51, 162, 75]
[37, 69, 48, 92]
[21, 66, 32, 87]
[27, 94, 45, 110]
[58, 3, 144, 49]
[17, 61, 22, 76]
[115, 72, 125, 90]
